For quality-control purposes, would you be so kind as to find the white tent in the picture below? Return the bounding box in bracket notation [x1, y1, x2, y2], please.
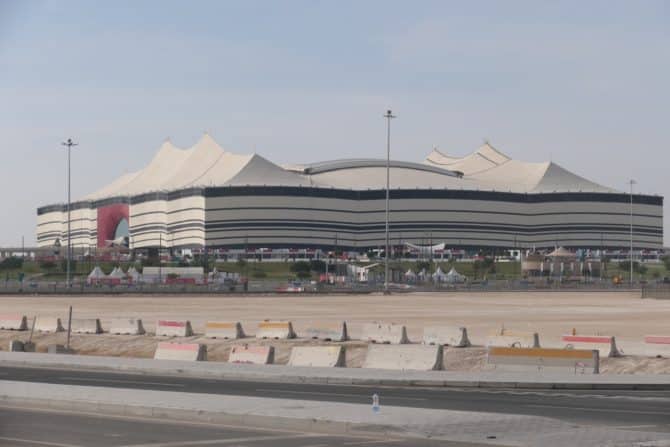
[446, 267, 466, 283]
[405, 269, 416, 278]
[87, 266, 106, 284]
[433, 266, 448, 282]
[108, 267, 125, 280]
[127, 266, 141, 282]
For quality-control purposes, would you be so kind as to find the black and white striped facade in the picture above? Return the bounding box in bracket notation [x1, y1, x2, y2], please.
[36, 135, 663, 250]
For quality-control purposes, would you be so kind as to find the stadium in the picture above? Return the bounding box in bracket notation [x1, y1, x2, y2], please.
[36, 134, 663, 251]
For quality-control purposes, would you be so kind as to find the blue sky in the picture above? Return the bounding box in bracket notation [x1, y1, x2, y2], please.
[0, 1, 668, 246]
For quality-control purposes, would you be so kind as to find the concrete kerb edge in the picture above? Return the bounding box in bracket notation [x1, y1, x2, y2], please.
[0, 395, 411, 440]
[3, 357, 670, 391]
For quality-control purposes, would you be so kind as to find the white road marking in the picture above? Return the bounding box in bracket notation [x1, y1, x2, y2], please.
[526, 404, 669, 415]
[120, 434, 316, 447]
[0, 436, 81, 447]
[255, 388, 427, 401]
[58, 376, 185, 387]
[614, 424, 662, 429]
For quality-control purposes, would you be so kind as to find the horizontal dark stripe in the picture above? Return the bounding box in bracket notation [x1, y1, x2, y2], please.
[203, 186, 663, 205]
[204, 234, 659, 250]
[204, 220, 662, 235]
[206, 206, 662, 219]
[37, 185, 664, 215]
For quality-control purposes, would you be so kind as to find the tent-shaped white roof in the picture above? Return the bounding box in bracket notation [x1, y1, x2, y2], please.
[127, 266, 141, 280]
[405, 269, 416, 277]
[424, 143, 616, 193]
[88, 266, 106, 279]
[547, 247, 577, 258]
[447, 267, 463, 277]
[108, 267, 126, 279]
[81, 136, 618, 201]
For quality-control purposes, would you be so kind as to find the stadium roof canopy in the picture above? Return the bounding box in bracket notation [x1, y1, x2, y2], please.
[84, 134, 616, 201]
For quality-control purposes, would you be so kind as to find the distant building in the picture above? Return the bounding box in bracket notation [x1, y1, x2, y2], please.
[37, 134, 663, 251]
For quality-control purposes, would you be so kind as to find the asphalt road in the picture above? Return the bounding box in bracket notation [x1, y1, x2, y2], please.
[0, 406, 486, 447]
[2, 365, 670, 431]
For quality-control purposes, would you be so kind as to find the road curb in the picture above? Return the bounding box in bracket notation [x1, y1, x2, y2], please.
[2, 351, 670, 391]
[0, 395, 413, 440]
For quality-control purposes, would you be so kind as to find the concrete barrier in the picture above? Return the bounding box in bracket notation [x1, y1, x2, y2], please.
[109, 318, 145, 335]
[47, 344, 73, 354]
[71, 319, 103, 334]
[287, 346, 345, 367]
[561, 335, 621, 358]
[8, 340, 24, 352]
[361, 322, 409, 344]
[487, 329, 540, 348]
[644, 336, 670, 357]
[155, 320, 193, 337]
[228, 345, 274, 364]
[205, 322, 245, 339]
[0, 314, 28, 331]
[487, 346, 599, 374]
[154, 342, 206, 361]
[34, 317, 64, 333]
[362, 344, 443, 371]
[256, 321, 296, 339]
[422, 326, 470, 347]
[302, 321, 348, 341]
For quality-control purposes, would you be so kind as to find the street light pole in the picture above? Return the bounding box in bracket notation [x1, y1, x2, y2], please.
[61, 138, 78, 288]
[383, 110, 395, 295]
[629, 179, 636, 287]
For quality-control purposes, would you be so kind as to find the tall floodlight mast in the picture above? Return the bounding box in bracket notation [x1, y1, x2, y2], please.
[383, 110, 395, 295]
[629, 179, 636, 286]
[61, 138, 78, 288]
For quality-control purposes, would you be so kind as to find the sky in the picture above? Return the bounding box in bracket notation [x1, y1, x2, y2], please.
[0, 0, 668, 246]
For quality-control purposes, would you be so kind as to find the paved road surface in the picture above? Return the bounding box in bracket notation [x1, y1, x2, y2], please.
[1, 365, 670, 432]
[0, 406, 487, 447]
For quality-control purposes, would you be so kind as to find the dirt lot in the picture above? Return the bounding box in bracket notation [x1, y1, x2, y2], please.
[1, 291, 669, 374]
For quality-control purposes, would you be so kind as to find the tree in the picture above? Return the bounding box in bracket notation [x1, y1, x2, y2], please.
[0, 257, 23, 270]
[309, 260, 326, 273]
[415, 261, 431, 273]
[662, 256, 670, 272]
[290, 261, 312, 279]
[251, 269, 267, 278]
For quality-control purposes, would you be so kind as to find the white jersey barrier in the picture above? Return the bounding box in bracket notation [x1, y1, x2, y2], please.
[109, 318, 145, 335]
[0, 314, 28, 331]
[228, 345, 274, 364]
[362, 344, 443, 371]
[71, 318, 103, 334]
[561, 335, 621, 358]
[361, 322, 409, 344]
[302, 321, 348, 341]
[487, 346, 599, 374]
[288, 346, 345, 367]
[256, 321, 296, 339]
[35, 317, 64, 333]
[643, 336, 670, 357]
[154, 342, 206, 361]
[205, 321, 245, 339]
[156, 320, 193, 337]
[423, 326, 470, 347]
[487, 329, 540, 348]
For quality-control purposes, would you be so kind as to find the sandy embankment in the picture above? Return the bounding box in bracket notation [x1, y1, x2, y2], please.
[1, 291, 669, 374]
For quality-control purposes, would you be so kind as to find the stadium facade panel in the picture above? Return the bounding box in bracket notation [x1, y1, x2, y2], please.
[36, 134, 663, 250]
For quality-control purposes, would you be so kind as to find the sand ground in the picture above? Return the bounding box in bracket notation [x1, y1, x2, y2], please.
[1, 291, 669, 374]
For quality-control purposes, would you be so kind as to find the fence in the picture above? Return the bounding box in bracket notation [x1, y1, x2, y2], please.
[642, 284, 670, 299]
[0, 278, 639, 296]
